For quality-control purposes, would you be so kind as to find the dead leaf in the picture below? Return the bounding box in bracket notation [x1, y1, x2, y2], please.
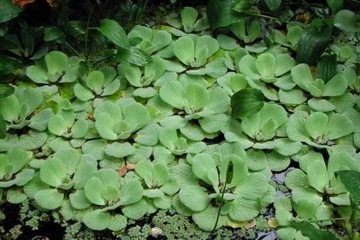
[46, 0, 58, 8]
[12, 0, 36, 8]
[245, 219, 256, 229]
[267, 218, 279, 228]
[126, 162, 135, 170]
[118, 166, 128, 177]
[295, 12, 311, 24]
[226, 220, 246, 228]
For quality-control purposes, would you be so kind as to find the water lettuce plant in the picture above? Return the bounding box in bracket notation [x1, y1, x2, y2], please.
[83, 168, 146, 231]
[238, 53, 296, 101]
[127, 25, 173, 55]
[0, 148, 34, 203]
[159, 81, 230, 139]
[173, 35, 219, 68]
[172, 143, 274, 231]
[287, 111, 353, 149]
[290, 63, 349, 111]
[26, 148, 97, 210]
[93, 99, 150, 140]
[26, 51, 86, 84]
[135, 159, 180, 210]
[278, 151, 360, 229]
[165, 7, 209, 34]
[0, 4, 359, 239]
[74, 67, 121, 101]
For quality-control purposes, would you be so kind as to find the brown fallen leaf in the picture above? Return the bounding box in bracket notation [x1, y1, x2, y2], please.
[245, 219, 256, 229]
[118, 166, 128, 177]
[46, 0, 58, 8]
[267, 218, 279, 228]
[12, 0, 36, 8]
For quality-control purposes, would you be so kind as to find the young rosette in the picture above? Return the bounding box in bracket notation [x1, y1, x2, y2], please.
[74, 67, 121, 101]
[135, 159, 180, 210]
[290, 63, 349, 111]
[159, 81, 230, 140]
[173, 35, 219, 68]
[25, 148, 97, 210]
[26, 51, 86, 84]
[82, 169, 146, 231]
[117, 56, 168, 98]
[287, 111, 354, 149]
[172, 143, 274, 231]
[227, 103, 303, 156]
[127, 25, 172, 55]
[158, 127, 206, 155]
[0, 85, 53, 131]
[165, 7, 209, 34]
[0, 148, 34, 203]
[93, 99, 151, 140]
[238, 52, 296, 101]
[283, 151, 360, 222]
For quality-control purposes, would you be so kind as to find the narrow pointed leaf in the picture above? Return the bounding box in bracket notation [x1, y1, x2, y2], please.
[98, 19, 130, 49]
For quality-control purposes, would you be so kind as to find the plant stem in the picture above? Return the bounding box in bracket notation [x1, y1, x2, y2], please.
[84, 3, 95, 59]
[64, 41, 80, 56]
[212, 183, 227, 233]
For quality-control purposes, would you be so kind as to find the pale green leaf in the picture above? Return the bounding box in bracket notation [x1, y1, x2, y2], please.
[186, 83, 210, 112]
[104, 142, 135, 158]
[307, 160, 328, 193]
[159, 80, 186, 109]
[71, 119, 89, 138]
[255, 53, 275, 77]
[83, 210, 110, 231]
[181, 7, 198, 30]
[108, 214, 127, 231]
[135, 159, 153, 187]
[28, 108, 54, 131]
[153, 162, 170, 186]
[308, 98, 335, 112]
[326, 113, 353, 140]
[122, 102, 150, 131]
[54, 148, 81, 174]
[287, 111, 311, 142]
[84, 177, 106, 205]
[192, 153, 218, 189]
[86, 70, 105, 94]
[179, 185, 210, 211]
[74, 84, 94, 101]
[26, 65, 49, 84]
[199, 113, 228, 133]
[275, 54, 296, 76]
[205, 87, 230, 113]
[135, 123, 160, 146]
[45, 51, 68, 75]
[173, 36, 195, 65]
[119, 179, 144, 205]
[6, 189, 27, 204]
[193, 205, 224, 231]
[34, 189, 64, 209]
[227, 197, 260, 221]
[285, 169, 309, 190]
[69, 190, 92, 209]
[40, 157, 67, 187]
[122, 199, 148, 220]
[159, 127, 178, 150]
[305, 112, 328, 141]
[291, 64, 312, 91]
[323, 73, 348, 97]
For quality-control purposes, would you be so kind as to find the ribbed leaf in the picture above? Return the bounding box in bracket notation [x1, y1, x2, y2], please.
[98, 19, 130, 49]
